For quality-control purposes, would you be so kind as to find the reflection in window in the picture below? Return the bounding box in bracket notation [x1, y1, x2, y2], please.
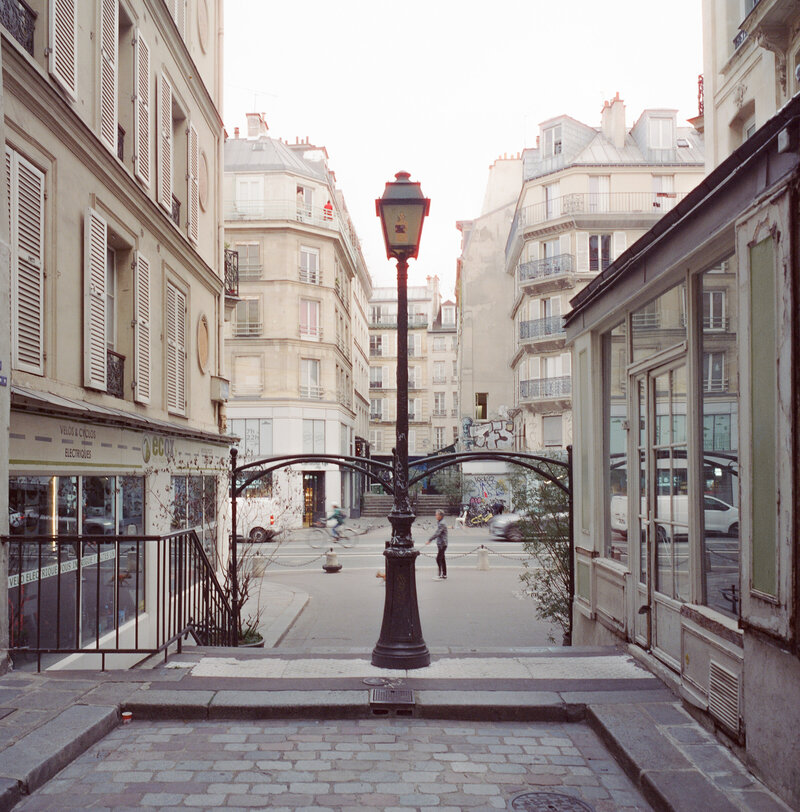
[631, 281, 687, 362]
[700, 256, 739, 618]
[604, 322, 628, 562]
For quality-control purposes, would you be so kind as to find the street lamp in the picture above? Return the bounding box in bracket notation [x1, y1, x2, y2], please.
[372, 171, 431, 669]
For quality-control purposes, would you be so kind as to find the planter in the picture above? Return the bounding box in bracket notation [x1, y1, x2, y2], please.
[238, 634, 265, 648]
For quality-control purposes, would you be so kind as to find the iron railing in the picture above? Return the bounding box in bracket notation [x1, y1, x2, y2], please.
[299, 267, 320, 284]
[234, 321, 262, 338]
[224, 248, 239, 297]
[300, 385, 323, 399]
[733, 29, 748, 48]
[3, 530, 234, 671]
[1, 0, 36, 56]
[238, 263, 262, 281]
[106, 349, 125, 399]
[519, 315, 566, 341]
[520, 375, 572, 400]
[519, 253, 575, 283]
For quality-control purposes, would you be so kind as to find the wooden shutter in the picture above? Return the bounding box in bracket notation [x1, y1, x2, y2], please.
[99, 0, 118, 153]
[530, 357, 540, 379]
[133, 30, 151, 187]
[133, 252, 151, 403]
[49, 0, 78, 100]
[169, 0, 186, 39]
[613, 231, 627, 261]
[7, 148, 45, 375]
[576, 232, 589, 272]
[158, 73, 173, 213]
[166, 282, 186, 414]
[559, 233, 571, 257]
[187, 123, 199, 243]
[83, 207, 107, 390]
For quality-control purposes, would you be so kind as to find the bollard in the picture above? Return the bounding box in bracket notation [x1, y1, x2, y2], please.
[477, 545, 490, 571]
[323, 547, 342, 573]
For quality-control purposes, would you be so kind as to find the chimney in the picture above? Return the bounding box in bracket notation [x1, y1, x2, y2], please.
[245, 113, 268, 138]
[234, 127, 240, 139]
[600, 92, 626, 148]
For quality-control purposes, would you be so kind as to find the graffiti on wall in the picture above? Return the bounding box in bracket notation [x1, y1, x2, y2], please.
[461, 417, 514, 450]
[463, 475, 510, 507]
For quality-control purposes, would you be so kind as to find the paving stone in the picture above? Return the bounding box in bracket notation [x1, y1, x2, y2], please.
[641, 769, 740, 812]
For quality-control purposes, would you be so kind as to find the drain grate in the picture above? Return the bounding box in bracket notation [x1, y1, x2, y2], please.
[510, 791, 596, 811]
[369, 687, 415, 717]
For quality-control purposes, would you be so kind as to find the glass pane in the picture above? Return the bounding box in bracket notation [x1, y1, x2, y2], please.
[701, 256, 740, 617]
[119, 476, 145, 620]
[632, 281, 687, 362]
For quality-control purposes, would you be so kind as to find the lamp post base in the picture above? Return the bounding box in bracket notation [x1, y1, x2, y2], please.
[371, 543, 430, 669]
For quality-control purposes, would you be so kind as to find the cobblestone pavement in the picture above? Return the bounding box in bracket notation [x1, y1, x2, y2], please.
[18, 718, 652, 811]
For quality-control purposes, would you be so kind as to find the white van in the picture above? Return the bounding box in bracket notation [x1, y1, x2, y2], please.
[610, 494, 738, 540]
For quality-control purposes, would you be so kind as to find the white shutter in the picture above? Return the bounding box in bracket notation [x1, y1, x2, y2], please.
[8, 149, 45, 375]
[133, 31, 151, 187]
[83, 208, 107, 389]
[187, 123, 199, 243]
[49, 0, 78, 100]
[561, 352, 572, 376]
[551, 296, 562, 316]
[576, 232, 589, 272]
[158, 73, 173, 213]
[134, 252, 151, 403]
[559, 234, 570, 257]
[99, 0, 118, 153]
[613, 231, 627, 261]
[169, 0, 186, 39]
[526, 240, 539, 262]
[166, 282, 186, 414]
[530, 357, 540, 379]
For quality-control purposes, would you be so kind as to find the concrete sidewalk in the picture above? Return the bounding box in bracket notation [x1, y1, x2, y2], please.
[0, 579, 791, 811]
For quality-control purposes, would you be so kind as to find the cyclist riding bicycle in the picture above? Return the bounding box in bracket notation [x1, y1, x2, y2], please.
[328, 504, 345, 540]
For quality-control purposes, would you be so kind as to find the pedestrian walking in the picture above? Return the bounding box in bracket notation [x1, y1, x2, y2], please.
[425, 509, 448, 580]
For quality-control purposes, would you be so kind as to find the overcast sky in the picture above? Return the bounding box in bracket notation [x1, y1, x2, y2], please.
[223, 1, 703, 298]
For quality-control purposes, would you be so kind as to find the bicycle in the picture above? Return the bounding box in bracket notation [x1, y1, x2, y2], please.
[466, 510, 493, 527]
[307, 521, 358, 550]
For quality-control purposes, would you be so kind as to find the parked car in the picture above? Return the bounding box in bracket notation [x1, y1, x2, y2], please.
[9, 506, 24, 533]
[489, 512, 523, 542]
[610, 494, 739, 539]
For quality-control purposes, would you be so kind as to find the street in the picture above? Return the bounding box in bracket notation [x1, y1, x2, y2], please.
[246, 522, 560, 649]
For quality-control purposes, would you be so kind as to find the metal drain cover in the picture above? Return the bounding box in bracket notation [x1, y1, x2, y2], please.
[510, 791, 596, 811]
[369, 687, 414, 705]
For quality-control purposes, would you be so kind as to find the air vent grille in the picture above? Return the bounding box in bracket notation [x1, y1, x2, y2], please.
[709, 660, 740, 733]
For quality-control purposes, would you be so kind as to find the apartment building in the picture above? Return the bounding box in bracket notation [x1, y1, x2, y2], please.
[224, 122, 372, 528]
[507, 96, 705, 452]
[368, 276, 456, 464]
[2, 0, 229, 664]
[567, 5, 800, 805]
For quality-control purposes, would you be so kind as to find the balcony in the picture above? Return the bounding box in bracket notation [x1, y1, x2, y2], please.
[520, 375, 572, 402]
[432, 376, 447, 385]
[370, 412, 383, 421]
[336, 335, 351, 359]
[1, 0, 36, 56]
[369, 348, 383, 357]
[238, 263, 262, 281]
[234, 321, 262, 338]
[432, 409, 447, 417]
[451, 408, 458, 417]
[369, 316, 397, 328]
[409, 315, 427, 328]
[106, 350, 125, 399]
[299, 325, 322, 340]
[224, 248, 239, 298]
[519, 253, 575, 287]
[519, 315, 566, 346]
[369, 381, 384, 389]
[300, 385, 323, 400]
[299, 267, 320, 285]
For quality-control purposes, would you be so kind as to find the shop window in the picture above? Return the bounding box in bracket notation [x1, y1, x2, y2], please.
[229, 418, 273, 458]
[303, 419, 325, 453]
[171, 474, 218, 559]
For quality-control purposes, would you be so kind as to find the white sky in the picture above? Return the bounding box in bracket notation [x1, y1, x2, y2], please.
[223, 1, 703, 299]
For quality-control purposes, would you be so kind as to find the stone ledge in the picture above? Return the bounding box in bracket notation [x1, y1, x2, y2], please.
[122, 690, 215, 720]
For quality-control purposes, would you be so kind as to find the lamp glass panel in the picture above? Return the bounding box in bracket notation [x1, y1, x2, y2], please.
[380, 203, 425, 252]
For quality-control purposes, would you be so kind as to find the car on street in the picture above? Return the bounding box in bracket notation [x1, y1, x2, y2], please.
[489, 512, 523, 542]
[610, 494, 739, 539]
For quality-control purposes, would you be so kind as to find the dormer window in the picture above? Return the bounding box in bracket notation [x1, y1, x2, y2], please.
[442, 306, 455, 326]
[648, 117, 673, 149]
[543, 125, 562, 156]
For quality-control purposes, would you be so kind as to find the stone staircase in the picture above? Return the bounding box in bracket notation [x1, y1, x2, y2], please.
[361, 493, 456, 517]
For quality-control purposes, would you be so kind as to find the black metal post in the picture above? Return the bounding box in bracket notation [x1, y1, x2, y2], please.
[372, 257, 430, 669]
[566, 444, 574, 646]
[230, 448, 240, 645]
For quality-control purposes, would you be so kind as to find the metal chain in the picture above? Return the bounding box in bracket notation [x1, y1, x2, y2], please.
[254, 550, 328, 567]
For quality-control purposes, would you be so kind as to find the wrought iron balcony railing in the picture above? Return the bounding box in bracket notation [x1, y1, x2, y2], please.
[224, 248, 239, 297]
[519, 315, 565, 341]
[299, 325, 322, 340]
[300, 385, 323, 400]
[106, 349, 125, 399]
[1, 0, 36, 56]
[238, 263, 262, 281]
[520, 375, 572, 400]
[519, 253, 575, 283]
[369, 381, 384, 389]
[299, 267, 320, 284]
[234, 321, 262, 337]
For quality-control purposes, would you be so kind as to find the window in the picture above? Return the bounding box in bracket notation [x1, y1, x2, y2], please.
[452, 392, 459, 415]
[604, 322, 628, 561]
[588, 176, 610, 213]
[545, 182, 560, 219]
[435, 427, 445, 448]
[702, 352, 726, 392]
[408, 429, 417, 454]
[542, 415, 563, 447]
[433, 336, 446, 352]
[300, 246, 319, 284]
[543, 124, 562, 156]
[370, 335, 383, 356]
[229, 418, 273, 457]
[235, 175, 264, 217]
[172, 474, 217, 558]
[166, 282, 186, 414]
[370, 429, 382, 453]
[370, 366, 384, 388]
[589, 234, 612, 272]
[408, 398, 420, 421]
[703, 290, 727, 331]
[7, 147, 45, 375]
[370, 398, 384, 420]
[648, 116, 673, 149]
[296, 185, 313, 221]
[106, 248, 117, 350]
[299, 299, 320, 339]
[300, 358, 321, 399]
[232, 355, 262, 396]
[453, 425, 459, 442]
[407, 333, 421, 357]
[434, 392, 445, 415]
[452, 360, 458, 378]
[234, 298, 261, 337]
[236, 243, 261, 279]
[408, 366, 419, 388]
[442, 305, 456, 326]
[302, 419, 325, 453]
[475, 392, 487, 420]
[433, 361, 446, 383]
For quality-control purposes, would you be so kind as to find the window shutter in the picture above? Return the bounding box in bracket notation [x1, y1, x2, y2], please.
[158, 73, 173, 213]
[8, 149, 45, 375]
[530, 357, 540, 379]
[561, 352, 572, 376]
[166, 283, 186, 414]
[559, 233, 570, 257]
[526, 240, 539, 262]
[169, 0, 186, 39]
[134, 252, 151, 403]
[99, 0, 118, 153]
[613, 231, 627, 261]
[83, 207, 107, 390]
[187, 123, 199, 243]
[576, 232, 589, 272]
[133, 31, 151, 187]
[49, 0, 78, 100]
